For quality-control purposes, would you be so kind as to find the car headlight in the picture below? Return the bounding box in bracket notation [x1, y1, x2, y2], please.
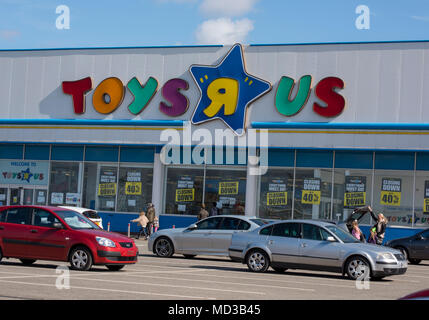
[376, 252, 395, 261]
[96, 236, 116, 248]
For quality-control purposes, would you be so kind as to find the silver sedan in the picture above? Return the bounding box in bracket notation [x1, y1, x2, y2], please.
[228, 220, 407, 280]
[148, 215, 269, 259]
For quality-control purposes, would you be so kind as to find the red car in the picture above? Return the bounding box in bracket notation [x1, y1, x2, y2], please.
[0, 205, 138, 271]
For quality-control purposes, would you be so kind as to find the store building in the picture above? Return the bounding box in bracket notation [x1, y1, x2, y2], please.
[0, 41, 428, 240]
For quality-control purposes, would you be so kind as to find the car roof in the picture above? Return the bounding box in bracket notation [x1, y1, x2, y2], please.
[267, 219, 338, 228]
[58, 206, 97, 213]
[0, 205, 74, 211]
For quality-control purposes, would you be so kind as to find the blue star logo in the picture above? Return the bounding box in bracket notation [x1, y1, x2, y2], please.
[21, 168, 33, 183]
[189, 44, 271, 136]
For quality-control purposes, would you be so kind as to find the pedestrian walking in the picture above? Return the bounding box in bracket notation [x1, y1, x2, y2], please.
[130, 211, 149, 240]
[209, 202, 218, 216]
[146, 203, 156, 237]
[351, 220, 365, 242]
[198, 203, 209, 220]
[153, 216, 159, 233]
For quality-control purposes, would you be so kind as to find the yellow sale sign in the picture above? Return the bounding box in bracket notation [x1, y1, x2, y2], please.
[175, 188, 195, 202]
[267, 192, 287, 206]
[125, 182, 142, 195]
[98, 183, 117, 196]
[344, 192, 366, 207]
[380, 191, 401, 206]
[302, 190, 320, 205]
[219, 182, 239, 195]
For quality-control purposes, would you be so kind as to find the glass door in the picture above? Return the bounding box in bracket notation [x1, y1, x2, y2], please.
[10, 188, 21, 205]
[35, 189, 47, 205]
[0, 188, 7, 206]
[23, 189, 34, 205]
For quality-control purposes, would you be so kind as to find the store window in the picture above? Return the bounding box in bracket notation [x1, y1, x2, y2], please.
[413, 171, 429, 228]
[165, 167, 204, 215]
[82, 163, 118, 211]
[372, 170, 414, 227]
[332, 169, 373, 223]
[48, 162, 81, 206]
[117, 165, 153, 212]
[258, 168, 294, 220]
[294, 169, 333, 220]
[204, 167, 246, 216]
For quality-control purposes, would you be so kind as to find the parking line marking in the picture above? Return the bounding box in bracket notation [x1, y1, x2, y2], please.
[70, 276, 267, 295]
[115, 272, 316, 292]
[0, 279, 214, 300]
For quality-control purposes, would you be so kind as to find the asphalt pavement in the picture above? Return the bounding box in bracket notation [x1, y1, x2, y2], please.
[0, 238, 428, 300]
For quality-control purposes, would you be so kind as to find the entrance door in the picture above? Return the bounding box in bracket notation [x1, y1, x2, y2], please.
[0, 188, 7, 206]
[10, 188, 21, 205]
[23, 189, 34, 205]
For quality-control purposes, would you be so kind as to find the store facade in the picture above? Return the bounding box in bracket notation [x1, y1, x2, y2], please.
[0, 41, 428, 239]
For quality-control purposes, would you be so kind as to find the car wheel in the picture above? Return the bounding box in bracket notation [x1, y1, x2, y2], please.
[345, 256, 371, 280]
[154, 237, 174, 258]
[69, 246, 93, 271]
[409, 258, 422, 265]
[272, 267, 287, 273]
[246, 250, 270, 273]
[20, 259, 36, 265]
[183, 254, 196, 259]
[106, 265, 125, 271]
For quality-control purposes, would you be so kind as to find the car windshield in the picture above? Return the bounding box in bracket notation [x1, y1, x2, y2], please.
[54, 210, 99, 230]
[250, 219, 270, 226]
[326, 225, 360, 243]
[82, 210, 100, 219]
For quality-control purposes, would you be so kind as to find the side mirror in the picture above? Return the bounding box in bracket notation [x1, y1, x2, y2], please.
[187, 224, 197, 230]
[415, 234, 423, 240]
[327, 236, 336, 242]
[52, 222, 63, 229]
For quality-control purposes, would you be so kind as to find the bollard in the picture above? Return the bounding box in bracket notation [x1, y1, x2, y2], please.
[127, 223, 130, 238]
[107, 222, 110, 232]
[172, 225, 175, 229]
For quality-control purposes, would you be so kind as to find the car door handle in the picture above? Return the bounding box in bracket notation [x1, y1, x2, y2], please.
[301, 243, 307, 248]
[268, 240, 274, 245]
[30, 229, 38, 233]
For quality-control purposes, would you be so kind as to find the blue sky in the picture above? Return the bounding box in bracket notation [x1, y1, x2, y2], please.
[0, 0, 428, 49]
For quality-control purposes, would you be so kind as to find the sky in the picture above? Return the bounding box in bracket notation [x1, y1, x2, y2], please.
[0, 0, 428, 49]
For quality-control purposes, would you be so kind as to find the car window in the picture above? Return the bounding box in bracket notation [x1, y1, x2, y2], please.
[33, 209, 61, 228]
[82, 210, 100, 219]
[237, 220, 251, 230]
[218, 218, 241, 230]
[5, 208, 32, 225]
[420, 230, 429, 239]
[0, 209, 5, 222]
[259, 225, 273, 236]
[326, 225, 359, 243]
[303, 224, 327, 241]
[196, 217, 222, 230]
[272, 223, 301, 238]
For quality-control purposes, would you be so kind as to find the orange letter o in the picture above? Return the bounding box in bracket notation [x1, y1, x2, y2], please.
[92, 77, 124, 114]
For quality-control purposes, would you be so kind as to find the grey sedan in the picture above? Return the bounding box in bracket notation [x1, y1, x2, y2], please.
[385, 228, 429, 264]
[229, 220, 407, 280]
[148, 215, 269, 259]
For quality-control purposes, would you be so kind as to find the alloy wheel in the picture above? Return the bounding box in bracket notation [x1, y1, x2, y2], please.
[347, 258, 370, 280]
[71, 249, 89, 270]
[155, 238, 173, 257]
[248, 251, 268, 272]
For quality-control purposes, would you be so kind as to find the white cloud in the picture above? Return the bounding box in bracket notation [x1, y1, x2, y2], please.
[195, 18, 253, 45]
[200, 0, 259, 17]
[0, 30, 20, 40]
[411, 16, 429, 22]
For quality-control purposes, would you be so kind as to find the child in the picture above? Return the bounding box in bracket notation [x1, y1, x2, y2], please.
[351, 220, 364, 242]
[368, 227, 378, 244]
[153, 216, 159, 233]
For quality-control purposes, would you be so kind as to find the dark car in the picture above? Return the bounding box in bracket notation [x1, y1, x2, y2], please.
[385, 229, 429, 265]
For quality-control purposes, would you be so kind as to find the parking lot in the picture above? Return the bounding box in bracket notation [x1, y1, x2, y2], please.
[0, 239, 428, 300]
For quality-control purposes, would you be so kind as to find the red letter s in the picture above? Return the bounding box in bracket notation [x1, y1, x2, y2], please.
[313, 77, 345, 117]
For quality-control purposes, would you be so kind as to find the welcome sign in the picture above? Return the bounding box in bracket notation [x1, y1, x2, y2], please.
[0, 160, 49, 186]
